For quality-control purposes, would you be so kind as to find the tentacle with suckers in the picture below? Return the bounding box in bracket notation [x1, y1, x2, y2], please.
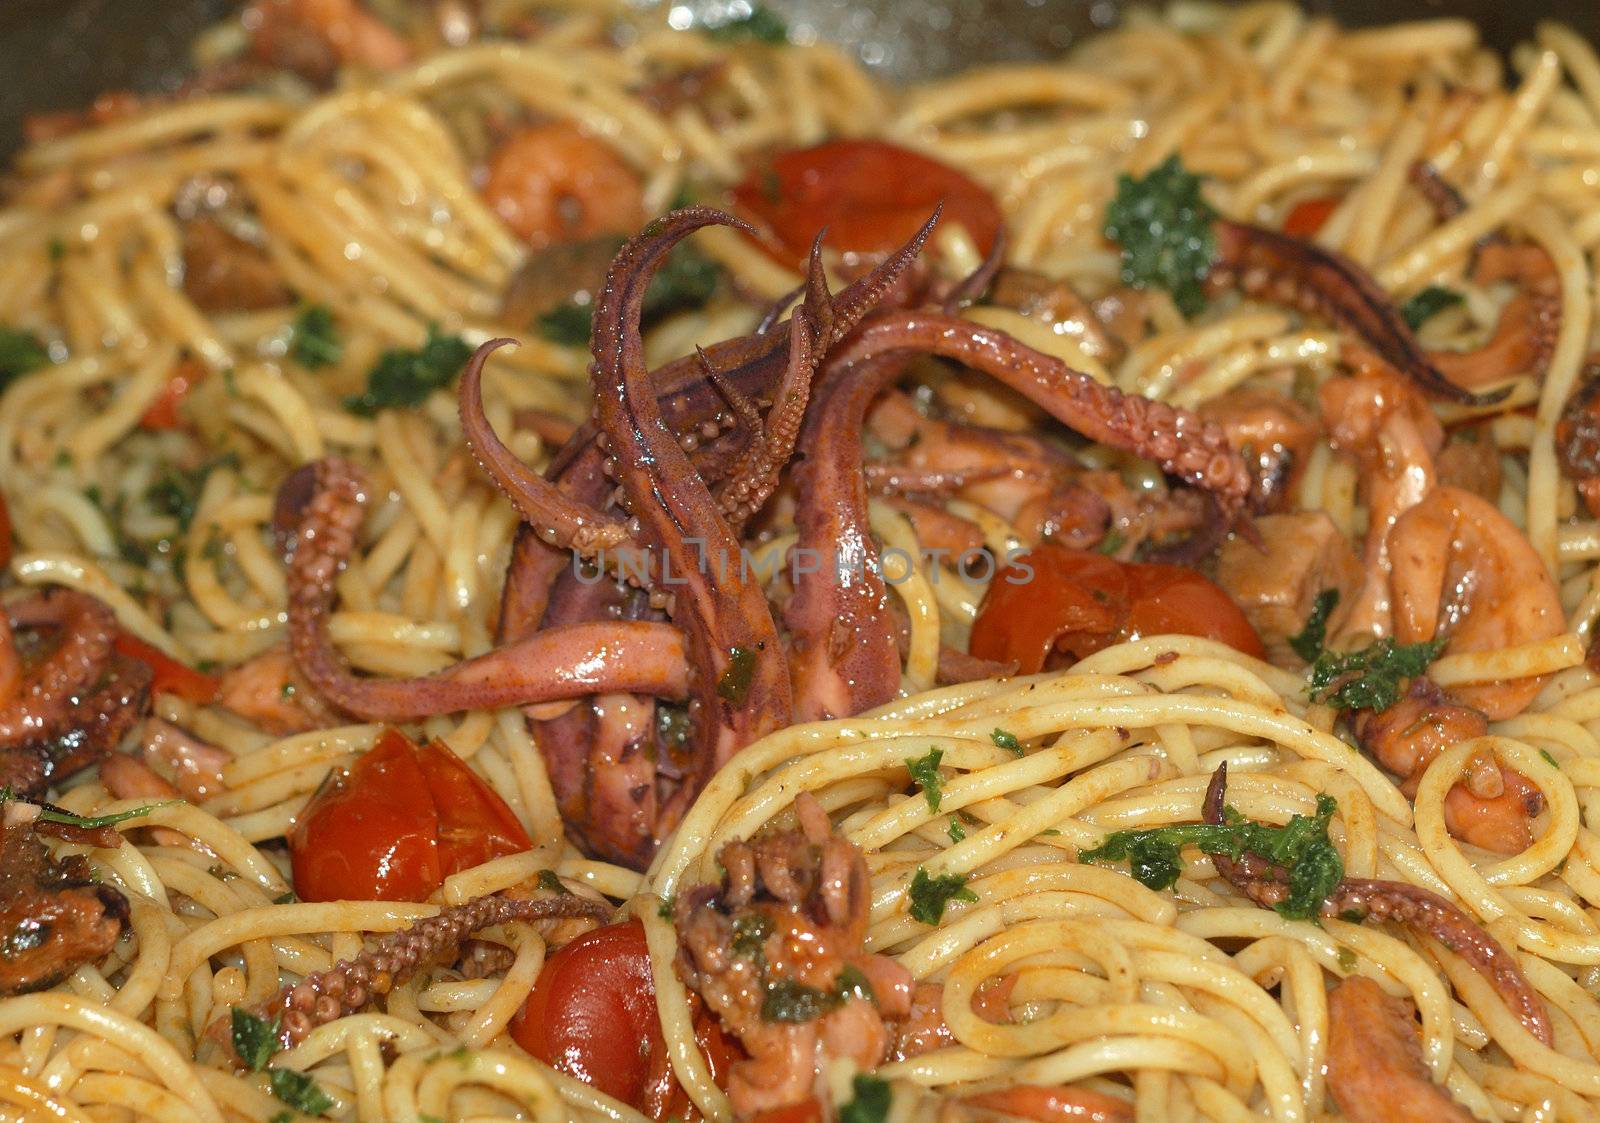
[283, 457, 689, 721]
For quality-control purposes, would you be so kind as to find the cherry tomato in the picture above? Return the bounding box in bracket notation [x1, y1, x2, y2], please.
[731, 139, 1002, 268]
[1283, 196, 1339, 238]
[744, 1101, 824, 1123]
[970, 545, 1263, 673]
[288, 729, 531, 902]
[112, 633, 219, 704]
[966, 1084, 1134, 1122]
[139, 358, 208, 430]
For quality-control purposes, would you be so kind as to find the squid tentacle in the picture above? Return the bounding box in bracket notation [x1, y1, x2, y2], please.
[1203, 763, 1551, 1046]
[285, 457, 688, 721]
[1212, 220, 1510, 406]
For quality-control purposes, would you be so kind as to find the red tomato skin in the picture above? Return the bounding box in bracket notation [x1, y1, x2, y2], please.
[969, 548, 1129, 673]
[139, 359, 207, 430]
[732, 139, 1002, 267]
[111, 633, 219, 704]
[966, 1084, 1134, 1122]
[413, 740, 533, 874]
[970, 545, 1264, 671]
[289, 729, 443, 902]
[511, 920, 665, 1111]
[1283, 196, 1339, 238]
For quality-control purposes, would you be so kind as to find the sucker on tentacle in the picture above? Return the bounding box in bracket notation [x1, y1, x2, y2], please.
[231, 892, 611, 1052]
[1211, 220, 1510, 406]
[0, 589, 118, 745]
[284, 457, 689, 720]
[1203, 762, 1552, 1046]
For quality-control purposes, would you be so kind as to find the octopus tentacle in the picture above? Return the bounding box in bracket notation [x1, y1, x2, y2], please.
[834, 311, 1253, 517]
[285, 457, 689, 721]
[1203, 763, 1551, 1046]
[459, 338, 635, 558]
[0, 589, 118, 745]
[589, 205, 794, 812]
[44, 655, 153, 788]
[1211, 220, 1508, 405]
[239, 892, 610, 1052]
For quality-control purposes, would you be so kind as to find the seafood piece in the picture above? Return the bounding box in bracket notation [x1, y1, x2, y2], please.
[1214, 512, 1361, 664]
[0, 814, 129, 996]
[482, 123, 642, 248]
[1325, 975, 1476, 1123]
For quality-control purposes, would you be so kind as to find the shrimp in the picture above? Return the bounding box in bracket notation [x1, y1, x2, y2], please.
[1387, 485, 1562, 719]
[1214, 511, 1362, 665]
[482, 123, 643, 249]
[1355, 679, 1542, 854]
[248, 0, 411, 83]
[1319, 369, 1443, 643]
[1325, 975, 1476, 1123]
[217, 645, 340, 735]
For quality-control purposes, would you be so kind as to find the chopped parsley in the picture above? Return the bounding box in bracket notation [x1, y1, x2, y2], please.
[1289, 588, 1340, 663]
[272, 890, 299, 905]
[834, 964, 876, 1004]
[1400, 285, 1465, 331]
[0, 326, 50, 390]
[839, 1073, 892, 1123]
[1103, 154, 1217, 317]
[703, 4, 789, 43]
[1307, 636, 1448, 713]
[990, 728, 1023, 755]
[947, 816, 967, 843]
[908, 867, 977, 925]
[268, 1069, 334, 1116]
[906, 748, 944, 813]
[716, 645, 757, 704]
[536, 243, 719, 347]
[0, 789, 176, 830]
[657, 895, 676, 920]
[230, 1008, 281, 1072]
[1079, 794, 1345, 921]
[537, 869, 570, 895]
[342, 327, 472, 416]
[732, 913, 771, 959]
[1540, 749, 1560, 769]
[1336, 946, 1358, 971]
[145, 454, 237, 532]
[656, 703, 692, 748]
[290, 305, 342, 368]
[761, 977, 837, 1023]
[1097, 528, 1126, 555]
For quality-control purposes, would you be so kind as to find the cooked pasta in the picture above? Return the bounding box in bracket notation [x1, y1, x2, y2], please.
[3, 1, 1600, 1121]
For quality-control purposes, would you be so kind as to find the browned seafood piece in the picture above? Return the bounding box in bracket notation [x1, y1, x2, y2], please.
[1434, 427, 1502, 503]
[0, 815, 129, 996]
[181, 217, 291, 313]
[1198, 387, 1321, 513]
[991, 266, 1126, 364]
[675, 794, 913, 1117]
[1429, 242, 1560, 391]
[1213, 511, 1361, 664]
[1325, 975, 1477, 1123]
[1556, 359, 1600, 520]
[247, 0, 411, 85]
[217, 645, 343, 735]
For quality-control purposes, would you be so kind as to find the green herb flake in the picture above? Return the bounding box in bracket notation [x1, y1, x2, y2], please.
[419, 1116, 446, 1123]
[657, 895, 676, 921]
[536, 302, 594, 347]
[1079, 794, 1344, 921]
[656, 703, 692, 749]
[761, 977, 836, 1023]
[537, 243, 717, 346]
[1097, 528, 1126, 555]
[537, 869, 571, 896]
[716, 645, 758, 705]
[703, 4, 789, 43]
[145, 454, 237, 532]
[1103, 154, 1217, 318]
[290, 305, 342, 369]
[1400, 285, 1465, 331]
[839, 1073, 892, 1123]
[834, 964, 876, 1005]
[1307, 636, 1448, 713]
[0, 326, 50, 391]
[947, 816, 967, 843]
[906, 747, 944, 814]
[2, 793, 178, 831]
[272, 890, 298, 905]
[990, 728, 1023, 755]
[267, 1068, 334, 1116]
[1540, 749, 1560, 769]
[269, 1112, 293, 1123]
[230, 1008, 281, 1072]
[908, 866, 978, 925]
[1335, 946, 1358, 971]
[731, 913, 771, 959]
[342, 326, 472, 416]
[1039, 828, 1062, 836]
[1289, 588, 1340, 663]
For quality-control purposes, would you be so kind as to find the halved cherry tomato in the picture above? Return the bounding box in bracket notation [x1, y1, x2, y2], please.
[1283, 195, 1339, 238]
[112, 633, 219, 704]
[511, 919, 737, 1119]
[966, 1084, 1134, 1122]
[140, 359, 208, 430]
[731, 139, 1003, 268]
[288, 729, 531, 902]
[970, 545, 1264, 673]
